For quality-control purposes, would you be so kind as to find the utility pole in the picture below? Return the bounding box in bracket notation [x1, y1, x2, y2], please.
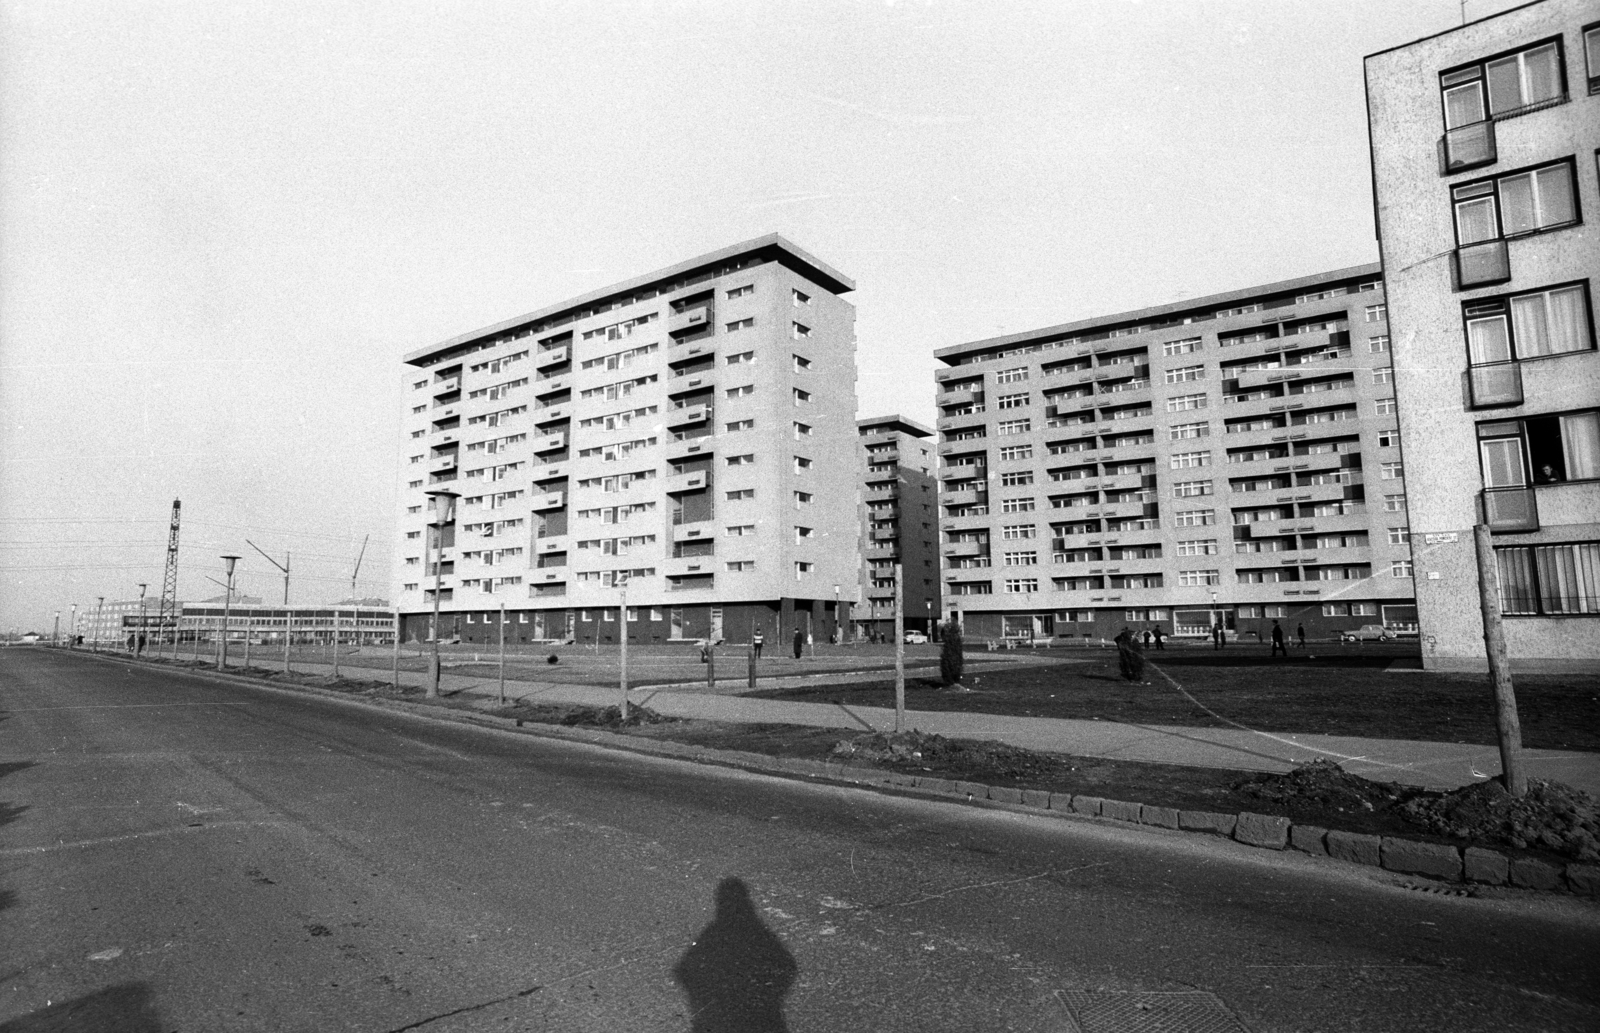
[894, 562, 905, 734]
[94, 597, 104, 653]
[69, 603, 77, 649]
[424, 490, 459, 698]
[617, 578, 629, 721]
[136, 584, 147, 655]
[52, 611, 60, 648]
[498, 601, 507, 707]
[246, 539, 291, 674]
[157, 500, 181, 659]
[332, 606, 342, 680]
[218, 556, 240, 672]
[392, 611, 402, 691]
[1474, 524, 1527, 796]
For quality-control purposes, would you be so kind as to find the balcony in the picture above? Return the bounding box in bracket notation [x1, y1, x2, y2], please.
[937, 412, 986, 433]
[665, 437, 715, 461]
[663, 556, 714, 578]
[1455, 239, 1510, 290]
[531, 491, 566, 511]
[871, 526, 898, 542]
[532, 433, 566, 453]
[864, 486, 898, 503]
[535, 346, 569, 369]
[534, 376, 569, 397]
[864, 544, 901, 561]
[534, 536, 568, 556]
[532, 570, 566, 586]
[434, 376, 461, 394]
[668, 305, 712, 334]
[1468, 361, 1523, 409]
[672, 521, 714, 542]
[534, 405, 569, 425]
[944, 541, 986, 559]
[1480, 486, 1538, 533]
[1443, 119, 1497, 174]
[667, 370, 716, 394]
[941, 463, 983, 481]
[941, 488, 984, 508]
[666, 404, 711, 429]
[939, 388, 979, 407]
[938, 440, 984, 457]
[665, 470, 708, 494]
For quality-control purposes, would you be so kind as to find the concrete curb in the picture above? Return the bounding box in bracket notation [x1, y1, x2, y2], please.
[95, 652, 1598, 898]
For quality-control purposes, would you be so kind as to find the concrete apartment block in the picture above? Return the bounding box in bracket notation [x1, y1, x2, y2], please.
[1366, 0, 1600, 670]
[395, 235, 862, 647]
[933, 266, 1417, 645]
[856, 415, 941, 641]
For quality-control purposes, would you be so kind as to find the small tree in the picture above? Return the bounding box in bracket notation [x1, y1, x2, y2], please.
[939, 620, 964, 687]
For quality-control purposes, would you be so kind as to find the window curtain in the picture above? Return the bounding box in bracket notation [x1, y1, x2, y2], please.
[1456, 196, 1498, 244]
[1496, 547, 1537, 613]
[1445, 81, 1486, 128]
[1479, 437, 1526, 487]
[1533, 164, 1575, 228]
[1534, 543, 1600, 614]
[1560, 413, 1600, 480]
[1467, 314, 1512, 363]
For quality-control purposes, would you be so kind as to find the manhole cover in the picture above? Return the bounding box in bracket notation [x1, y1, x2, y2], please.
[1057, 990, 1250, 1033]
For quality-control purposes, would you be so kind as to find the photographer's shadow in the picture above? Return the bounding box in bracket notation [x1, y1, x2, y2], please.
[672, 877, 796, 1033]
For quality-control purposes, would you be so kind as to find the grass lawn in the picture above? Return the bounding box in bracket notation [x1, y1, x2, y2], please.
[740, 644, 1600, 752]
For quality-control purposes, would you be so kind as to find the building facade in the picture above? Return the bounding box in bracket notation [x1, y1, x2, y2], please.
[856, 415, 941, 641]
[1366, 0, 1599, 670]
[395, 235, 862, 648]
[934, 265, 1417, 644]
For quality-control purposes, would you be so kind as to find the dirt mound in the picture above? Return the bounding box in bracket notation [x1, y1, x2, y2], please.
[557, 704, 675, 729]
[1233, 759, 1414, 816]
[1400, 778, 1600, 861]
[833, 730, 1054, 781]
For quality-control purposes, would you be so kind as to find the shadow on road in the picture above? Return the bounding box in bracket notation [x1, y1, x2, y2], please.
[0, 982, 162, 1033]
[673, 877, 796, 1033]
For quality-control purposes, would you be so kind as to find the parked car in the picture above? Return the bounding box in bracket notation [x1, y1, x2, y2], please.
[1340, 624, 1394, 643]
[902, 631, 929, 644]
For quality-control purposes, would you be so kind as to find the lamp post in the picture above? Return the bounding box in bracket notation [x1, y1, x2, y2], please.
[94, 597, 104, 653]
[424, 489, 460, 698]
[832, 583, 840, 646]
[1210, 588, 1220, 649]
[52, 610, 60, 648]
[136, 584, 147, 655]
[218, 555, 240, 671]
[69, 603, 77, 649]
[617, 576, 629, 721]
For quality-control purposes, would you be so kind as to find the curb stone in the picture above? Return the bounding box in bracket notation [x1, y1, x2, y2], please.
[94, 653, 1598, 897]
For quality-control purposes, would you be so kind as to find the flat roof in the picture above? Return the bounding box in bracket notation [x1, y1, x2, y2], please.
[858, 414, 934, 438]
[1364, 0, 1549, 62]
[405, 233, 854, 366]
[935, 262, 1381, 362]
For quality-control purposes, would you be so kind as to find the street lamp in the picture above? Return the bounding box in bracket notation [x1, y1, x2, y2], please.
[69, 603, 77, 649]
[424, 489, 460, 698]
[94, 597, 104, 653]
[618, 574, 630, 721]
[218, 555, 240, 671]
[52, 610, 60, 647]
[1210, 588, 1220, 649]
[137, 583, 147, 655]
[833, 583, 840, 646]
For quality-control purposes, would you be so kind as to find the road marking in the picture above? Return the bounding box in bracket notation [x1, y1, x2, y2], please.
[87, 948, 123, 962]
[3, 703, 253, 712]
[0, 820, 285, 856]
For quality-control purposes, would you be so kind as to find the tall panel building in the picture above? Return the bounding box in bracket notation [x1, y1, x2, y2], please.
[1366, 0, 1599, 670]
[856, 415, 941, 641]
[934, 266, 1417, 644]
[395, 235, 861, 647]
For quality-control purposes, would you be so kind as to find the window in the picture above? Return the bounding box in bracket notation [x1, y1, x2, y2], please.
[1389, 527, 1412, 546]
[1453, 160, 1578, 247]
[726, 524, 755, 536]
[727, 385, 754, 398]
[1170, 421, 1210, 440]
[793, 422, 812, 438]
[726, 419, 754, 432]
[998, 444, 1033, 461]
[794, 491, 813, 506]
[1174, 509, 1215, 527]
[1178, 569, 1221, 587]
[726, 454, 754, 466]
[794, 526, 814, 543]
[792, 354, 811, 372]
[1000, 471, 1034, 487]
[996, 393, 1030, 409]
[1173, 479, 1213, 498]
[793, 388, 811, 404]
[412, 404, 427, 414]
[410, 429, 426, 439]
[1322, 603, 1349, 617]
[726, 488, 754, 500]
[1478, 411, 1600, 484]
[1369, 335, 1390, 353]
[996, 366, 1029, 383]
[1177, 539, 1218, 556]
[1004, 578, 1039, 593]
[792, 322, 811, 338]
[726, 318, 754, 333]
[1163, 338, 1201, 356]
[794, 561, 814, 576]
[1003, 551, 1038, 566]
[1365, 304, 1387, 323]
[1391, 560, 1414, 579]
[1167, 393, 1208, 412]
[726, 561, 755, 572]
[1000, 497, 1036, 513]
[1383, 494, 1406, 512]
[1170, 450, 1211, 469]
[1496, 542, 1600, 614]
[997, 419, 1031, 436]
[1464, 284, 1594, 365]
[407, 505, 422, 514]
[1375, 398, 1397, 416]
[727, 284, 754, 298]
[1379, 430, 1401, 448]
[1001, 524, 1037, 539]
[408, 479, 423, 489]
[1588, 23, 1600, 94]
[1164, 365, 1205, 384]
[1441, 40, 1564, 129]
[1370, 367, 1394, 386]
[405, 530, 421, 540]
[726, 351, 754, 365]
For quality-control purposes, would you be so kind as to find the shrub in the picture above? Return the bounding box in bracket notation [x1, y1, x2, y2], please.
[940, 620, 964, 687]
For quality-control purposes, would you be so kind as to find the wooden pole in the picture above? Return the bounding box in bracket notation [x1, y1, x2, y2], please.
[498, 601, 507, 706]
[705, 640, 715, 692]
[1474, 523, 1527, 796]
[747, 641, 756, 689]
[894, 562, 905, 734]
[332, 608, 341, 680]
[618, 584, 629, 721]
[391, 612, 401, 690]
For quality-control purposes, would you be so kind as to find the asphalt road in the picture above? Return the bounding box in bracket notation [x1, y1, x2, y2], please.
[2, 649, 1597, 1033]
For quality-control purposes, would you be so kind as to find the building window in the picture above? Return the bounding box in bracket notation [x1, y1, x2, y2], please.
[1000, 497, 1036, 513]
[726, 351, 754, 365]
[1174, 509, 1215, 527]
[1441, 39, 1565, 128]
[726, 524, 754, 536]
[794, 491, 813, 506]
[1164, 365, 1205, 384]
[1478, 411, 1600, 485]
[793, 389, 811, 405]
[726, 561, 755, 572]
[1369, 335, 1390, 353]
[997, 418, 1031, 436]
[1178, 569, 1220, 587]
[1371, 367, 1394, 385]
[1166, 393, 1208, 412]
[791, 288, 809, 305]
[1003, 551, 1038, 567]
[1587, 23, 1600, 94]
[1388, 528, 1411, 545]
[1001, 524, 1037, 539]
[1465, 283, 1594, 365]
[1170, 450, 1211, 469]
[726, 454, 754, 466]
[794, 526, 814, 543]
[726, 318, 754, 333]
[1379, 430, 1401, 448]
[793, 422, 812, 438]
[792, 355, 811, 372]
[1000, 471, 1033, 487]
[1375, 398, 1397, 416]
[726, 419, 754, 432]
[1382, 494, 1406, 512]
[1170, 421, 1210, 440]
[408, 479, 423, 489]
[726, 488, 754, 500]
[1453, 160, 1579, 248]
[727, 284, 754, 298]
[1004, 578, 1039, 593]
[1177, 539, 1218, 556]
[793, 456, 812, 471]
[1163, 338, 1201, 356]
[998, 444, 1033, 461]
[795, 561, 814, 577]
[1363, 304, 1386, 324]
[1391, 560, 1415, 579]
[727, 385, 754, 398]
[996, 393, 1030, 409]
[996, 366, 1029, 383]
[1496, 542, 1600, 614]
[792, 322, 811, 338]
[1172, 479, 1213, 498]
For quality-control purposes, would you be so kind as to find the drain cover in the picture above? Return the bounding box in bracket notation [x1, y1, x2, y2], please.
[1057, 990, 1250, 1033]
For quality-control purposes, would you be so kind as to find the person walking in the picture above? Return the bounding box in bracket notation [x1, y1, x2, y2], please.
[1142, 630, 1152, 648]
[1212, 622, 1225, 650]
[1270, 619, 1287, 658]
[751, 628, 764, 659]
[1152, 626, 1165, 651]
[1296, 623, 1307, 649]
[792, 628, 804, 660]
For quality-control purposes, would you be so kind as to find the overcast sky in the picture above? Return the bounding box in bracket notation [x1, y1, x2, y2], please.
[0, 0, 1504, 634]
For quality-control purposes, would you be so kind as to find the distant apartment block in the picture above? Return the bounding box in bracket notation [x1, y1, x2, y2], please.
[1366, 0, 1599, 669]
[934, 266, 1416, 644]
[856, 415, 941, 641]
[395, 235, 861, 647]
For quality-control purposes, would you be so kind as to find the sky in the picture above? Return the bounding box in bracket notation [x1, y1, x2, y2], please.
[0, 0, 1509, 635]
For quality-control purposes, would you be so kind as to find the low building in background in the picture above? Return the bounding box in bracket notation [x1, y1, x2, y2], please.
[1366, 0, 1599, 670]
[934, 264, 1417, 645]
[856, 415, 941, 641]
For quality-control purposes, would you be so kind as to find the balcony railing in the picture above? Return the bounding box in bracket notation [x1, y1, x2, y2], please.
[1442, 119, 1496, 173]
[1480, 486, 1538, 532]
[1468, 360, 1524, 409]
[1455, 239, 1510, 289]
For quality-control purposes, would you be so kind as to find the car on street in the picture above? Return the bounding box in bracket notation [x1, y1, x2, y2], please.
[902, 631, 929, 644]
[1340, 624, 1394, 643]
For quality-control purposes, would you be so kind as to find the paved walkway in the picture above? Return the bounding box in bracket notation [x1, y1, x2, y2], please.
[153, 650, 1600, 796]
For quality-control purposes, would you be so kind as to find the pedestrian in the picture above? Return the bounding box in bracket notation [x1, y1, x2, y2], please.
[1270, 619, 1287, 658]
[1296, 623, 1306, 649]
[752, 628, 764, 659]
[1114, 627, 1146, 683]
[1142, 630, 1152, 648]
[792, 628, 804, 660]
[1212, 622, 1225, 650]
[1152, 627, 1165, 651]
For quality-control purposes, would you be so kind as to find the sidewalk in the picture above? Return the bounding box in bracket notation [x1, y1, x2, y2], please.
[213, 653, 1600, 797]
